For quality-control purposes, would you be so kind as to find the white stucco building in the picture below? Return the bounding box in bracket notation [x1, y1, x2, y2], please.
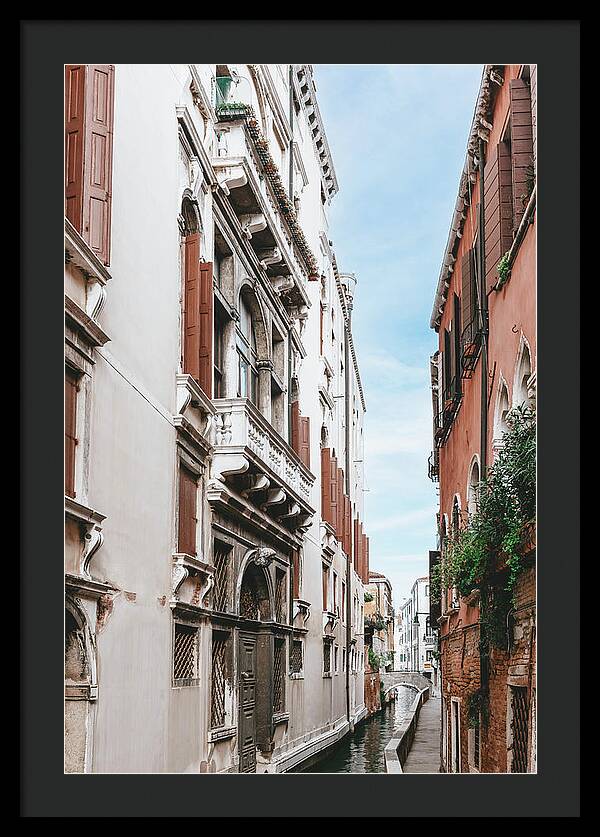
[64, 63, 369, 773]
[397, 576, 437, 679]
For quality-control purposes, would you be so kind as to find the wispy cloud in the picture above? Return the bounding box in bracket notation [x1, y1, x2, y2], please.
[316, 63, 481, 602]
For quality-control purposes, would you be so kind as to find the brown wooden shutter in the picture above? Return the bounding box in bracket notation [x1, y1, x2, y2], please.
[453, 294, 462, 396]
[344, 496, 352, 559]
[198, 262, 213, 398]
[65, 367, 79, 498]
[321, 447, 331, 524]
[178, 465, 198, 556]
[509, 78, 534, 232]
[330, 456, 338, 531]
[65, 65, 86, 231]
[299, 416, 310, 469]
[336, 468, 344, 540]
[362, 533, 368, 583]
[365, 536, 370, 584]
[82, 65, 115, 265]
[354, 518, 361, 573]
[292, 549, 300, 599]
[484, 141, 513, 292]
[448, 322, 456, 397]
[183, 233, 201, 381]
[460, 249, 476, 333]
[291, 401, 300, 454]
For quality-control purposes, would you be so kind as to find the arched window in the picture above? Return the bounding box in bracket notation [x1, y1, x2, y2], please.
[237, 293, 258, 404]
[452, 495, 462, 537]
[513, 339, 534, 409]
[493, 380, 511, 457]
[467, 458, 480, 519]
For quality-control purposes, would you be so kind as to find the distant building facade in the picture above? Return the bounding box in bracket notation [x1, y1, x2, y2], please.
[64, 63, 370, 773]
[398, 577, 436, 677]
[364, 571, 395, 670]
[428, 64, 536, 773]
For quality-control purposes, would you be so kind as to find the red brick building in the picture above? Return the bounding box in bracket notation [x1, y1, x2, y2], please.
[428, 65, 536, 773]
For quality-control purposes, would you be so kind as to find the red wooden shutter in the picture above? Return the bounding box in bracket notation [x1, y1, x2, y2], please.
[460, 249, 476, 334]
[330, 456, 338, 531]
[484, 142, 513, 291]
[198, 262, 213, 398]
[344, 496, 351, 559]
[321, 447, 331, 524]
[299, 416, 310, 469]
[337, 468, 344, 541]
[82, 65, 115, 266]
[65, 367, 79, 498]
[292, 549, 300, 599]
[291, 401, 300, 454]
[65, 65, 86, 231]
[178, 465, 198, 556]
[183, 233, 201, 381]
[354, 518, 360, 572]
[509, 78, 534, 232]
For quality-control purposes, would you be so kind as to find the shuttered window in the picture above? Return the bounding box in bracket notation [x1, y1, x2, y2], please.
[344, 495, 352, 560]
[453, 294, 462, 397]
[291, 402, 311, 469]
[336, 467, 344, 540]
[329, 455, 338, 530]
[198, 262, 213, 397]
[64, 65, 115, 266]
[65, 367, 79, 498]
[291, 548, 301, 599]
[178, 465, 198, 556]
[182, 241, 213, 398]
[322, 564, 329, 611]
[460, 249, 477, 344]
[509, 78, 534, 232]
[484, 141, 513, 292]
[321, 447, 332, 524]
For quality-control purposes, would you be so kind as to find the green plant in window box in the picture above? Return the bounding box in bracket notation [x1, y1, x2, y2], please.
[496, 252, 511, 289]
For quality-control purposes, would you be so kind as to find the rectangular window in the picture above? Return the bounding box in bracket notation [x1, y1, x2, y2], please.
[173, 622, 199, 687]
[342, 647, 347, 672]
[290, 639, 303, 675]
[210, 630, 230, 728]
[213, 539, 232, 613]
[334, 644, 339, 674]
[332, 570, 338, 614]
[65, 366, 79, 498]
[323, 639, 331, 677]
[453, 294, 462, 397]
[213, 304, 226, 398]
[275, 568, 286, 623]
[509, 686, 529, 773]
[273, 638, 286, 713]
[178, 464, 198, 556]
[291, 548, 301, 599]
[341, 581, 346, 623]
[322, 564, 329, 611]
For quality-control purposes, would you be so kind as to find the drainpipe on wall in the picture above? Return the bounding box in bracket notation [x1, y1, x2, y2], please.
[288, 65, 294, 200]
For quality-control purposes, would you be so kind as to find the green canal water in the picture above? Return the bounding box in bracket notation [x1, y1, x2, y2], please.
[295, 686, 418, 773]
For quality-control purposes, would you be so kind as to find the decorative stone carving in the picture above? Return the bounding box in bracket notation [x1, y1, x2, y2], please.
[239, 212, 267, 239]
[214, 412, 233, 445]
[253, 548, 277, 568]
[212, 452, 249, 480]
[241, 473, 270, 498]
[270, 275, 295, 296]
[172, 564, 189, 600]
[277, 502, 300, 521]
[80, 525, 104, 579]
[261, 487, 286, 511]
[215, 163, 247, 195]
[293, 599, 311, 627]
[86, 280, 107, 322]
[257, 247, 282, 269]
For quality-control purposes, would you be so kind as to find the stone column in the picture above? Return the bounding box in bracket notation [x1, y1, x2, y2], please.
[257, 359, 273, 423]
[222, 312, 239, 398]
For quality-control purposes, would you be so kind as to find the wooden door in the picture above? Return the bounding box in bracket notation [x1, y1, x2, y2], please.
[238, 632, 257, 773]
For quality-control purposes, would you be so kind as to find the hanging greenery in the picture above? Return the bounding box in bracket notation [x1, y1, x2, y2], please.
[430, 405, 536, 649]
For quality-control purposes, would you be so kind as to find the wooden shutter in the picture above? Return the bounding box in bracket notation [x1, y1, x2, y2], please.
[509, 78, 534, 232]
[448, 322, 456, 399]
[460, 249, 476, 333]
[65, 367, 79, 498]
[82, 65, 115, 265]
[178, 465, 198, 556]
[65, 65, 86, 231]
[292, 549, 300, 599]
[291, 401, 300, 454]
[484, 141, 513, 292]
[183, 233, 201, 381]
[362, 533, 368, 583]
[321, 447, 331, 524]
[330, 456, 338, 531]
[344, 496, 352, 559]
[299, 416, 310, 469]
[198, 262, 213, 398]
[453, 295, 462, 395]
[337, 468, 344, 540]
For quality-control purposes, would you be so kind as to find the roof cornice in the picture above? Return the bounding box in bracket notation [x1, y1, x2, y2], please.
[294, 65, 339, 202]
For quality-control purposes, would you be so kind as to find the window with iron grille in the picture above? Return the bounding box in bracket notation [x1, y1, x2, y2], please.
[290, 639, 303, 675]
[65, 366, 79, 498]
[213, 539, 232, 613]
[275, 568, 286, 624]
[323, 638, 332, 677]
[273, 638, 285, 713]
[210, 630, 229, 728]
[173, 623, 199, 687]
[510, 686, 529, 773]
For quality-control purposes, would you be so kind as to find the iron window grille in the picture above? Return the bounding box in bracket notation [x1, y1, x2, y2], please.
[428, 450, 439, 482]
[323, 638, 332, 676]
[461, 318, 483, 378]
[213, 540, 231, 613]
[510, 686, 529, 773]
[290, 639, 303, 675]
[210, 631, 229, 728]
[273, 638, 286, 713]
[173, 623, 200, 687]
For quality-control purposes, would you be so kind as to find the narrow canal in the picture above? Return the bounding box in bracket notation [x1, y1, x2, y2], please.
[296, 686, 418, 773]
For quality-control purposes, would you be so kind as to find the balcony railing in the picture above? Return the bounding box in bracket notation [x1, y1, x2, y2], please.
[212, 397, 314, 509]
[461, 319, 482, 379]
[428, 451, 439, 482]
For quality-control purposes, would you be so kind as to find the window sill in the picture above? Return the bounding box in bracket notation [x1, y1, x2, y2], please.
[289, 672, 304, 680]
[208, 725, 236, 742]
[272, 712, 289, 726]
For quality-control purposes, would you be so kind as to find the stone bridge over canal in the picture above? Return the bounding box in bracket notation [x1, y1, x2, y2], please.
[381, 671, 433, 696]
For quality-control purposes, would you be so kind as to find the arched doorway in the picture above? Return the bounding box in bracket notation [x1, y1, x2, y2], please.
[237, 560, 274, 773]
[65, 602, 95, 773]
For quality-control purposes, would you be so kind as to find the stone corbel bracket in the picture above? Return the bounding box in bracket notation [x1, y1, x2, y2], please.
[323, 610, 339, 634]
[239, 212, 267, 239]
[241, 473, 270, 498]
[257, 247, 282, 270]
[292, 598, 311, 628]
[245, 547, 277, 568]
[261, 487, 286, 512]
[276, 501, 300, 522]
[86, 280, 107, 322]
[215, 163, 247, 195]
[171, 553, 216, 608]
[270, 275, 295, 296]
[66, 497, 107, 581]
[212, 453, 250, 482]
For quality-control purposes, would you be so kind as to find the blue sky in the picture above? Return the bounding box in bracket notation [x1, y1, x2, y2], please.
[314, 64, 483, 610]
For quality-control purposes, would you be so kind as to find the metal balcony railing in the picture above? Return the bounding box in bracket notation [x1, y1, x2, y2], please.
[428, 451, 439, 482]
[461, 319, 482, 378]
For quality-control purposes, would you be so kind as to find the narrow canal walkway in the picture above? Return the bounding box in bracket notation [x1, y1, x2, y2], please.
[402, 692, 441, 773]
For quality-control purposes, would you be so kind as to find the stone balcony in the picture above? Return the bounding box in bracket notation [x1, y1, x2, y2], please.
[212, 119, 310, 314]
[210, 397, 315, 535]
